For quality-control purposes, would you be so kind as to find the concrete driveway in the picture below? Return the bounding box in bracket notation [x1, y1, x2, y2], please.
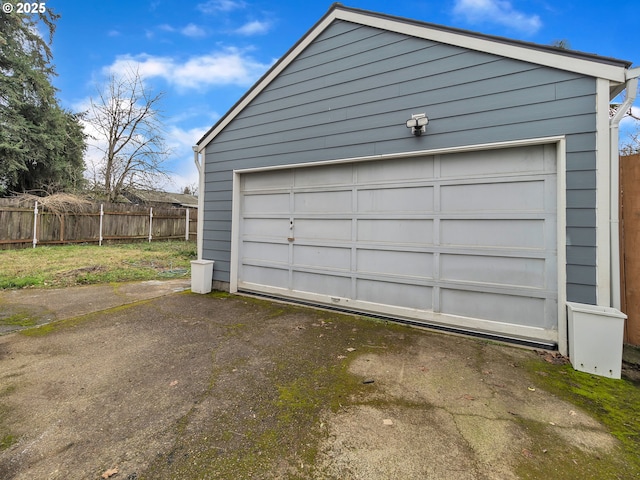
[0, 281, 636, 479]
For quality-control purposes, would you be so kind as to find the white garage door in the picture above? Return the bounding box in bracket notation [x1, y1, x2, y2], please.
[235, 144, 558, 345]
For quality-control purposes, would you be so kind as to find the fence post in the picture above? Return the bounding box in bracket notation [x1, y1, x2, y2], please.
[185, 208, 190, 241]
[32, 201, 39, 248]
[149, 207, 153, 243]
[99, 204, 104, 246]
[60, 213, 65, 244]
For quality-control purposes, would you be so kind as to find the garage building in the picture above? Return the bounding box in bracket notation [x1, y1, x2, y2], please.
[194, 5, 638, 354]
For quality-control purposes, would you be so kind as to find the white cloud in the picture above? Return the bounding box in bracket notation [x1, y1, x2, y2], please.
[105, 49, 273, 90]
[197, 0, 246, 14]
[162, 125, 211, 191]
[452, 0, 542, 35]
[166, 125, 209, 152]
[181, 23, 207, 38]
[235, 20, 271, 36]
[158, 24, 176, 33]
[153, 23, 207, 38]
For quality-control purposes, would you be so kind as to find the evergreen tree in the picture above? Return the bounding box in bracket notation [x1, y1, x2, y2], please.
[0, 6, 86, 195]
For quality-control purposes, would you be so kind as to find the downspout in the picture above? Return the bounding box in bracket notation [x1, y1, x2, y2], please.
[610, 68, 639, 310]
[193, 145, 204, 261]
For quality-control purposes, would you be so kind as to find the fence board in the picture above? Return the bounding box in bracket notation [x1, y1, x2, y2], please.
[0, 199, 197, 249]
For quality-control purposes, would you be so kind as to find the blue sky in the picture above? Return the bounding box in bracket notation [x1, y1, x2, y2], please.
[46, 0, 639, 192]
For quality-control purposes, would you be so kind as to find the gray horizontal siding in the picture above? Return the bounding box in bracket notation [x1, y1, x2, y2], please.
[203, 20, 599, 303]
[566, 227, 596, 246]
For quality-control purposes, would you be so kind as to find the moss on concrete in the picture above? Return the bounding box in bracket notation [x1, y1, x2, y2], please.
[522, 358, 640, 477]
[18, 301, 149, 337]
[0, 433, 16, 451]
[0, 312, 38, 328]
[139, 296, 410, 479]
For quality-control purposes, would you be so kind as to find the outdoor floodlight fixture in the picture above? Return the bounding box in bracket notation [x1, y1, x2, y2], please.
[406, 113, 429, 136]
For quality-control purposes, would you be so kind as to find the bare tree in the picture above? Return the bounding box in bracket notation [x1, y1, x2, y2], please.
[621, 127, 640, 156]
[613, 97, 640, 155]
[86, 68, 171, 202]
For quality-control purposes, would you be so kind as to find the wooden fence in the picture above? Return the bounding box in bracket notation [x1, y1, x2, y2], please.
[0, 199, 197, 249]
[620, 154, 640, 345]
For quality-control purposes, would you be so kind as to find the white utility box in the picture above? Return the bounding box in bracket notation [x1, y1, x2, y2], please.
[190, 260, 215, 294]
[566, 302, 627, 379]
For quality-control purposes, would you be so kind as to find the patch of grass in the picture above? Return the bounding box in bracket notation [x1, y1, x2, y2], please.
[0, 241, 196, 289]
[0, 276, 45, 289]
[523, 359, 640, 475]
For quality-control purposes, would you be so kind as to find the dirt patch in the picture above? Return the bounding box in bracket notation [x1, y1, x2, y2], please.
[0, 292, 635, 479]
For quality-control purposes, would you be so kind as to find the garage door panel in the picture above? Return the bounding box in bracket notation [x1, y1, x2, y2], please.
[292, 271, 351, 297]
[440, 145, 546, 178]
[356, 156, 434, 183]
[357, 279, 433, 310]
[358, 219, 434, 244]
[357, 186, 434, 213]
[244, 193, 290, 214]
[243, 170, 292, 190]
[242, 265, 289, 288]
[243, 218, 289, 237]
[243, 241, 289, 264]
[294, 163, 353, 187]
[293, 245, 351, 270]
[440, 181, 545, 212]
[441, 219, 545, 249]
[295, 190, 352, 213]
[440, 289, 547, 328]
[295, 219, 351, 241]
[357, 249, 434, 278]
[440, 254, 546, 288]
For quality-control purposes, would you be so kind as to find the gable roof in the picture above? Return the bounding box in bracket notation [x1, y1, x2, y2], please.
[197, 3, 633, 151]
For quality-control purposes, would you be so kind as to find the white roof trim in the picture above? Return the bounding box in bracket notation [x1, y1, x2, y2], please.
[197, 6, 629, 150]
